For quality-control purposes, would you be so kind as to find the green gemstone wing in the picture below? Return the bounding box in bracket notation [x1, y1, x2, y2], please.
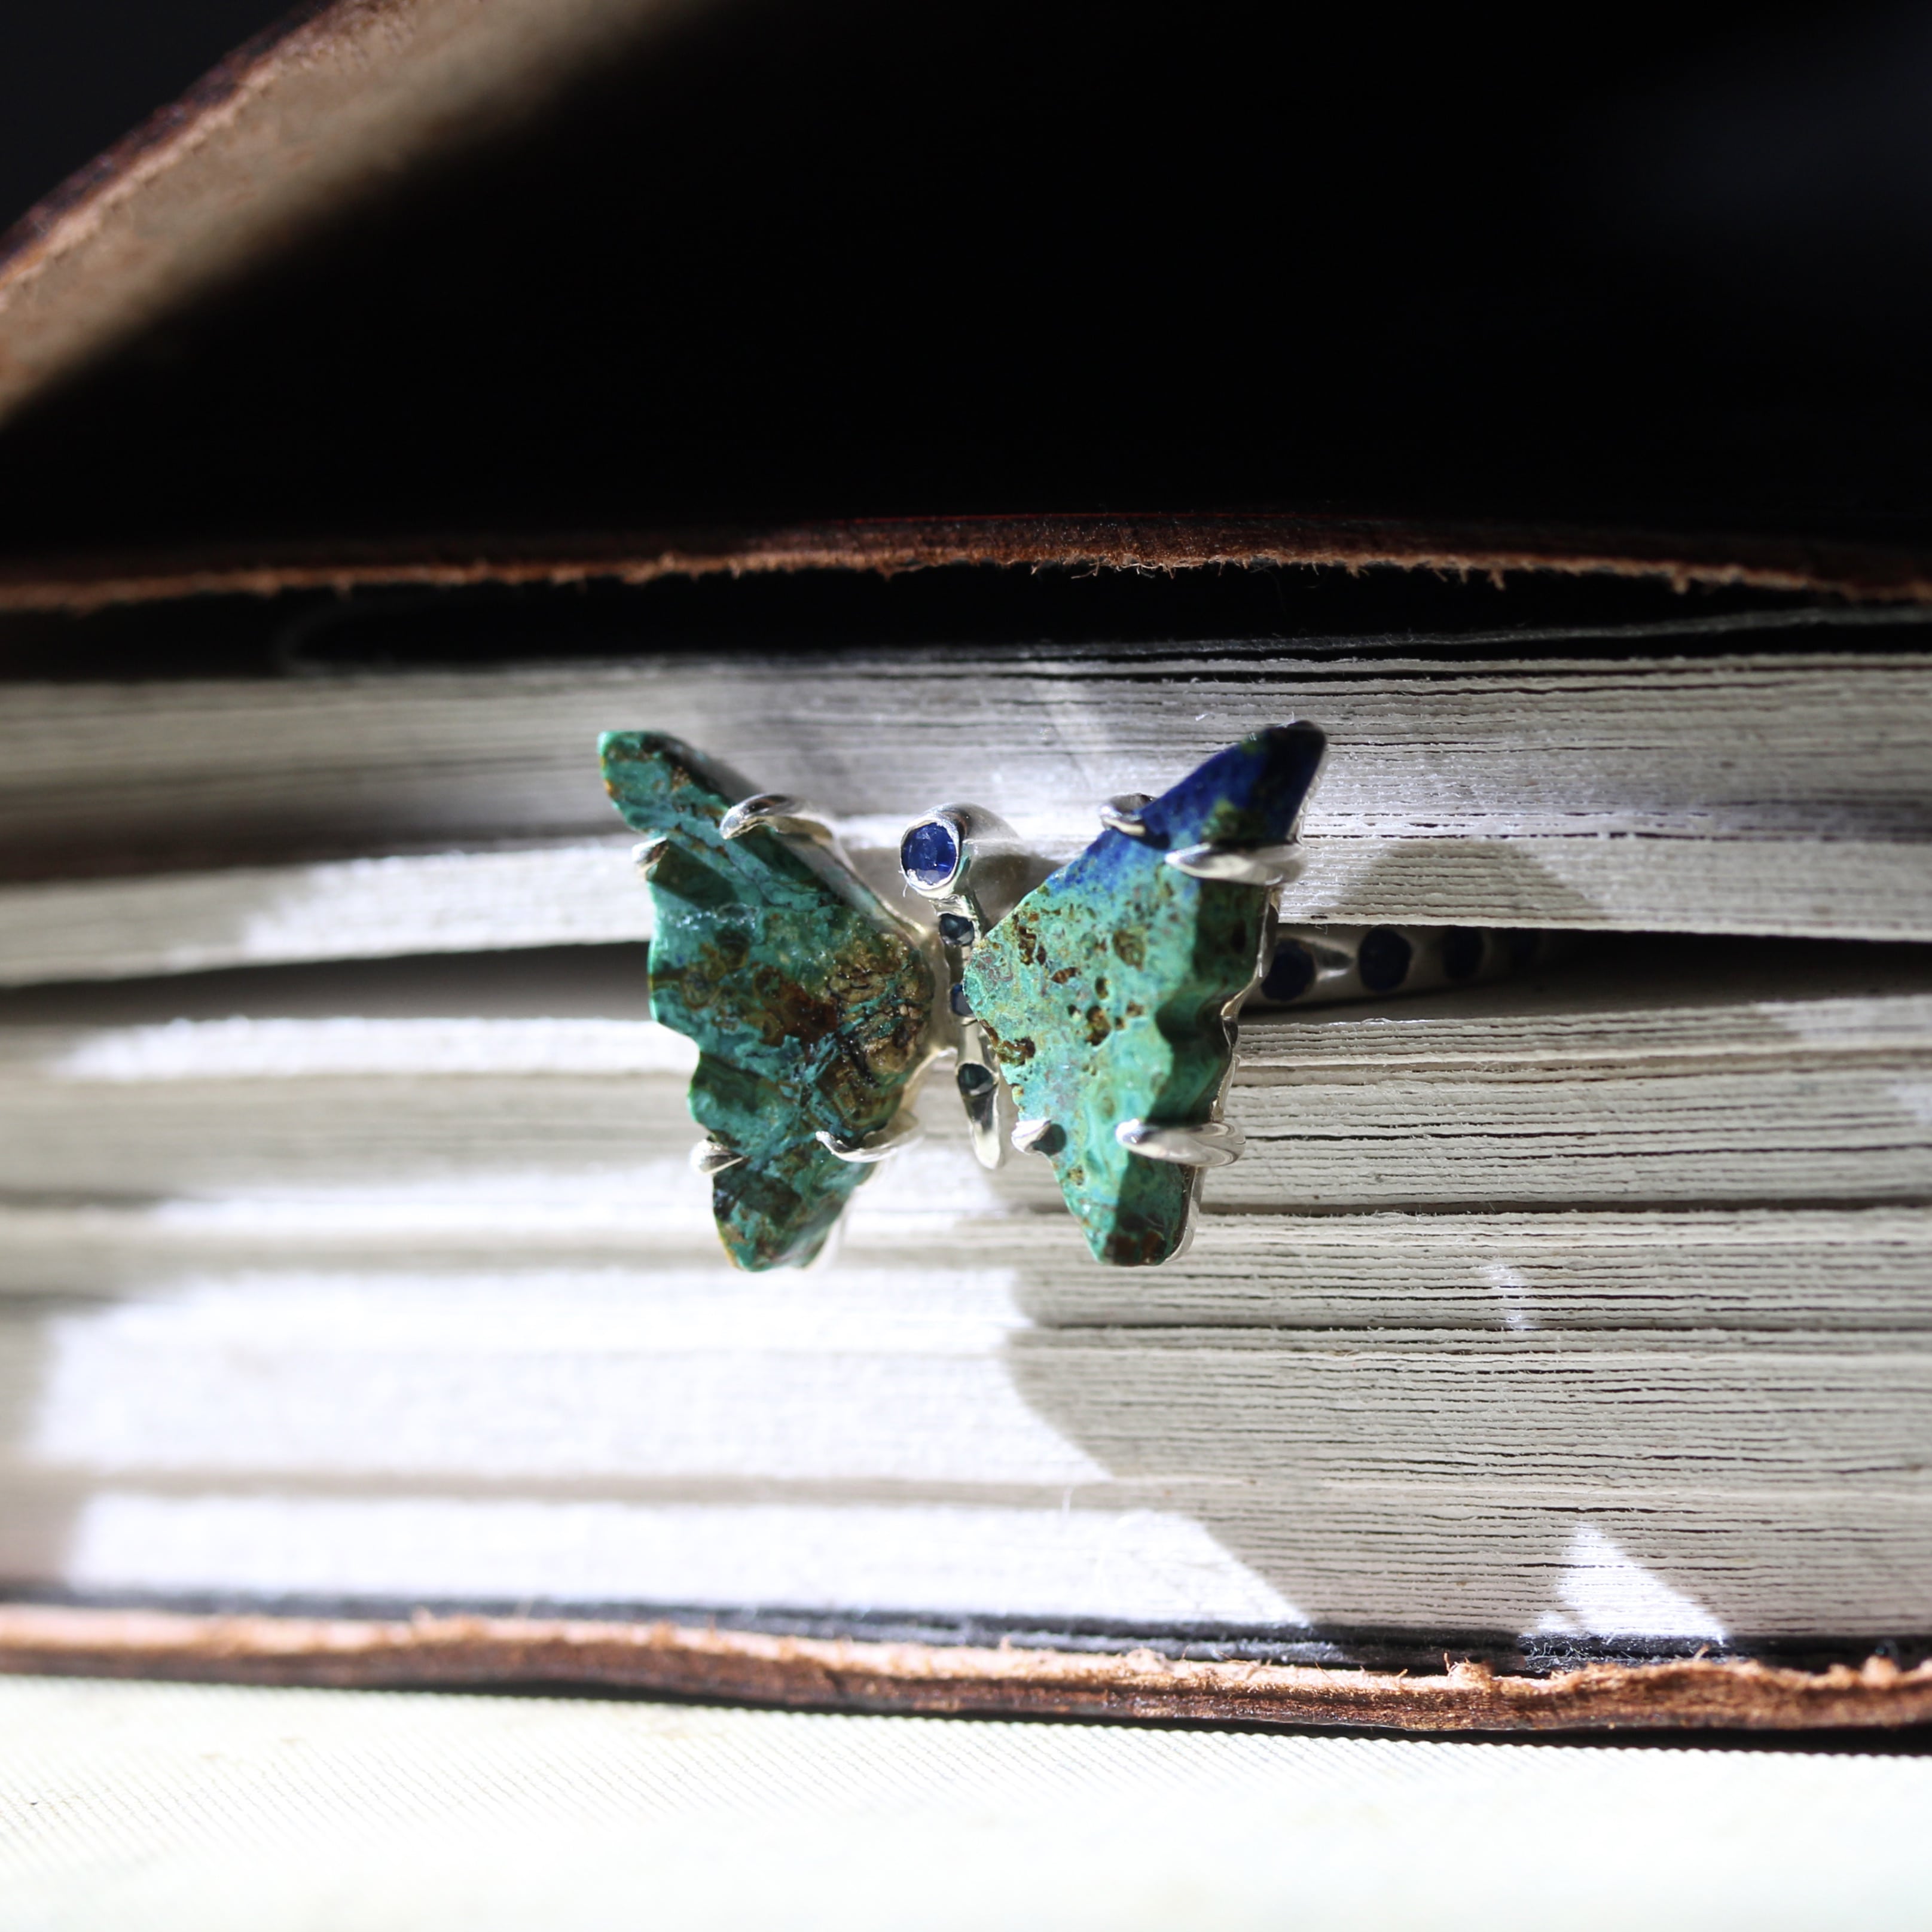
[962, 727, 1326, 1267]
[600, 731, 936, 1270]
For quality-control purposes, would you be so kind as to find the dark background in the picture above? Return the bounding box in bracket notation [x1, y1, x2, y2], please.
[7, 2, 1932, 556]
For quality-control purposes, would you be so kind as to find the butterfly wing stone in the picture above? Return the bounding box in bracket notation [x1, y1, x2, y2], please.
[963, 727, 1326, 1266]
[600, 731, 936, 1269]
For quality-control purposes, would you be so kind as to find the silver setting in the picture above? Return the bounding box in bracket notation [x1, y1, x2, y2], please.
[719, 793, 838, 844]
[953, 1053, 1006, 1156]
[899, 806, 970, 897]
[898, 803, 1036, 916]
[689, 1137, 746, 1175]
[631, 835, 669, 878]
[899, 802, 1045, 1171]
[1011, 1118, 1061, 1156]
[1115, 1118, 1246, 1168]
[815, 1111, 925, 1164]
[1163, 842, 1302, 887]
[956, 1034, 1017, 1170]
[1098, 793, 1153, 838]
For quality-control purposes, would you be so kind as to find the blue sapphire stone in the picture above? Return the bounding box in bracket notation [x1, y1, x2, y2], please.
[901, 817, 962, 890]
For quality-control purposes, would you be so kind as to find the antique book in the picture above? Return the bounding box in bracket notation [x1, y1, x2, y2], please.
[1, 0, 1930, 1735]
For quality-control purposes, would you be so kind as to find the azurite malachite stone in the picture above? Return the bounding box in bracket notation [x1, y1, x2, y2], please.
[600, 731, 936, 1270]
[962, 727, 1326, 1267]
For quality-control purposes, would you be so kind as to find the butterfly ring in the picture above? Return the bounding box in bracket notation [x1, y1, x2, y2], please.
[600, 725, 1333, 1271]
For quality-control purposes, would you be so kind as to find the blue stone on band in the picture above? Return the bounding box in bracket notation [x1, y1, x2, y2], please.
[1357, 925, 1414, 993]
[901, 817, 962, 890]
[1261, 939, 1317, 1003]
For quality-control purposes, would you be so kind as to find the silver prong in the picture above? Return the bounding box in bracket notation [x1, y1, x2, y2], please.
[1163, 843, 1301, 887]
[816, 1112, 924, 1164]
[1098, 793, 1153, 838]
[631, 836, 669, 878]
[720, 793, 837, 843]
[1115, 1118, 1246, 1167]
[1011, 1118, 1061, 1156]
[690, 1137, 745, 1175]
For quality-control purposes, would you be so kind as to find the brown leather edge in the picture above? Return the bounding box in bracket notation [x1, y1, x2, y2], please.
[1, 1604, 1927, 1730]
[4, 512, 1932, 615]
[0, 1, 338, 286]
[0, 0, 713, 428]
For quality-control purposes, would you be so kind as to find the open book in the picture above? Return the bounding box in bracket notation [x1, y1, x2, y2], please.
[2, 0, 1931, 1734]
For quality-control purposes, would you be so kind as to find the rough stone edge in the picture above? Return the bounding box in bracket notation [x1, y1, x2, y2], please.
[1, 1604, 1928, 1730]
[4, 512, 1932, 615]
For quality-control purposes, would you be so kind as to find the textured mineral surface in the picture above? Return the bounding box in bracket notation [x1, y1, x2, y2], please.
[600, 731, 935, 1269]
[963, 727, 1326, 1266]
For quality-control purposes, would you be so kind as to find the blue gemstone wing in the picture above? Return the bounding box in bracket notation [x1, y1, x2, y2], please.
[962, 727, 1326, 1266]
